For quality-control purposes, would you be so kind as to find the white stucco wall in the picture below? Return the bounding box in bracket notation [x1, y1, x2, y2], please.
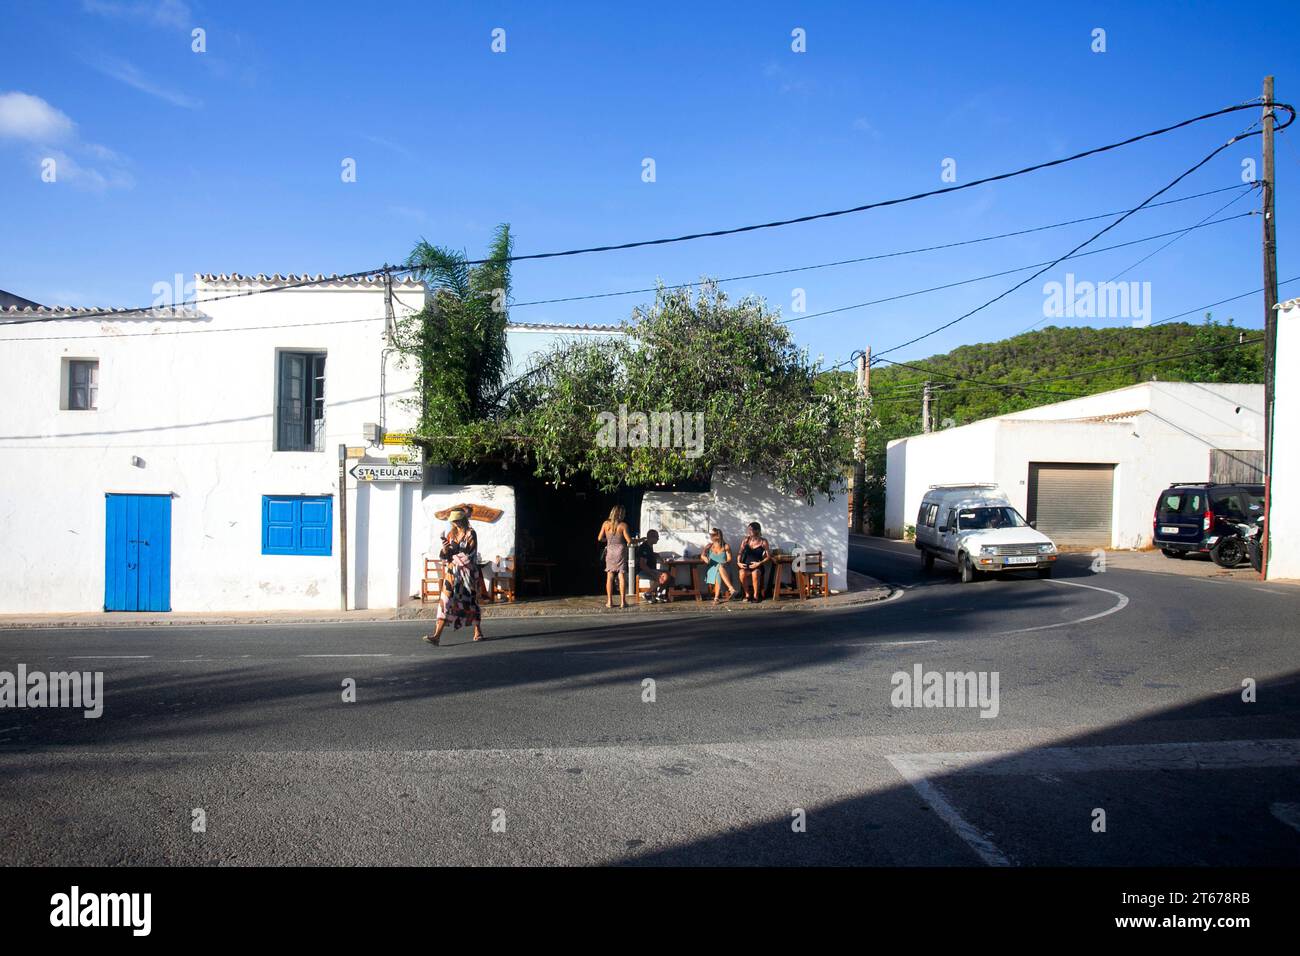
[883, 382, 1265, 549]
[885, 419, 999, 538]
[415, 484, 517, 595]
[641, 470, 849, 591]
[0, 275, 426, 613]
[1268, 301, 1300, 580]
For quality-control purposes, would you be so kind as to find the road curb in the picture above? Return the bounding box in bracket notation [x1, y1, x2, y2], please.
[0, 578, 892, 629]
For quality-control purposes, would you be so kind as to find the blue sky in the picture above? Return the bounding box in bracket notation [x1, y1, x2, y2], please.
[1, 0, 1296, 368]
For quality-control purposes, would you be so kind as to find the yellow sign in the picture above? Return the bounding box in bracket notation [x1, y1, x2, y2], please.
[345, 447, 366, 459]
[383, 432, 416, 445]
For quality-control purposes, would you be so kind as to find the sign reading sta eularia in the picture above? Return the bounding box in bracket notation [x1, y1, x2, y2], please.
[349, 462, 423, 482]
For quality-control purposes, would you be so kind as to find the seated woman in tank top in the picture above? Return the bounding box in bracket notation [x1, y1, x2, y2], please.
[736, 521, 772, 603]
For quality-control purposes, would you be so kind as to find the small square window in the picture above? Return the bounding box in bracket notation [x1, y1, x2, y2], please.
[67, 359, 98, 410]
[262, 495, 333, 556]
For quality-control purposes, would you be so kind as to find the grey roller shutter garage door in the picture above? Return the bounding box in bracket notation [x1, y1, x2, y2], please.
[1027, 463, 1115, 547]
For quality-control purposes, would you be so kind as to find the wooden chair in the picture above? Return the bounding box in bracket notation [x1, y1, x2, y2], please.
[490, 556, 517, 604]
[421, 557, 445, 604]
[802, 551, 830, 598]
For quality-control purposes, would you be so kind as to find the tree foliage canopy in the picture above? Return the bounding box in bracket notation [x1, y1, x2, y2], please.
[393, 225, 513, 441]
[397, 269, 871, 502]
[505, 283, 871, 500]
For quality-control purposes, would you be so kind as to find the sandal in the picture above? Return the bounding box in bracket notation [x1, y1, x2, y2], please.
[472, 632, 485, 642]
[422, 634, 440, 646]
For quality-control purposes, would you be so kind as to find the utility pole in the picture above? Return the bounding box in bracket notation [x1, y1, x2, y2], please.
[338, 443, 349, 611]
[922, 381, 932, 434]
[850, 348, 870, 533]
[1262, 76, 1279, 578]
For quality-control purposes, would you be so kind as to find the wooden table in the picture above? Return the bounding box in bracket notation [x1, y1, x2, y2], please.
[769, 553, 805, 601]
[662, 558, 702, 603]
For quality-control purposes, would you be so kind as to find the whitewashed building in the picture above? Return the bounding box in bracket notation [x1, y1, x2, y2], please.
[0, 273, 849, 612]
[1268, 298, 1300, 580]
[885, 381, 1266, 549]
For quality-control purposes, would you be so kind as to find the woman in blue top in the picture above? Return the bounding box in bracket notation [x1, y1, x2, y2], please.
[699, 527, 739, 604]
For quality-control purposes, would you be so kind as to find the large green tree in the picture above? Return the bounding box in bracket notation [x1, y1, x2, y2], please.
[406, 278, 870, 502]
[505, 283, 871, 500]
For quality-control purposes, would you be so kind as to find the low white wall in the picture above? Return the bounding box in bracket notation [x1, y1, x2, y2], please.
[640, 471, 848, 591]
[413, 484, 516, 598]
[1268, 302, 1300, 579]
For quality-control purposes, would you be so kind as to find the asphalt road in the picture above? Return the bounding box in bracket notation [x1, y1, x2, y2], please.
[2, 538, 1298, 866]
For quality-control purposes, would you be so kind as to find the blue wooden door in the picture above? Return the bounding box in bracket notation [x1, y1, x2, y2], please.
[105, 494, 172, 611]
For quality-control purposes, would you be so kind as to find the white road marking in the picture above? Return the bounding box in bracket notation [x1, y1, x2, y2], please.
[843, 639, 937, 647]
[885, 753, 1013, 867]
[999, 578, 1129, 634]
[68, 655, 153, 659]
[888, 739, 1300, 867]
[299, 654, 392, 658]
[1270, 802, 1300, 834]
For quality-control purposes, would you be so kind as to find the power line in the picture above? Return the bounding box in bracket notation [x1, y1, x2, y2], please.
[870, 124, 1271, 362]
[872, 335, 1266, 403]
[462, 100, 1293, 265]
[1017, 184, 1260, 334]
[507, 184, 1252, 308]
[5, 100, 1292, 325]
[782, 211, 1252, 327]
[0, 312, 389, 343]
[825, 275, 1300, 372]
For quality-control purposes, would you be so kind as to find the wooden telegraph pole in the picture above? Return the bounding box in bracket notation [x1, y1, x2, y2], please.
[1261, 76, 1278, 578]
[922, 381, 933, 434]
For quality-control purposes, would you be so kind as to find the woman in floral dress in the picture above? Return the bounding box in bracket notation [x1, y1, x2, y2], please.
[423, 507, 485, 644]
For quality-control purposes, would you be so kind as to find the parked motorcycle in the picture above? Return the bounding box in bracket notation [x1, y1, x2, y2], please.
[1247, 515, 1265, 573]
[1210, 521, 1252, 568]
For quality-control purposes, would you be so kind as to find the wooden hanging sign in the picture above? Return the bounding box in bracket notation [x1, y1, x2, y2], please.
[434, 503, 504, 523]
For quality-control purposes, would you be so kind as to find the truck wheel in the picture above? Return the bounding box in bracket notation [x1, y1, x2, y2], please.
[922, 551, 934, 571]
[958, 552, 975, 583]
[1212, 537, 1246, 568]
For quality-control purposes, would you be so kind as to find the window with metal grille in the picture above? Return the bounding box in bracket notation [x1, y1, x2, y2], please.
[68, 359, 98, 410]
[275, 351, 326, 451]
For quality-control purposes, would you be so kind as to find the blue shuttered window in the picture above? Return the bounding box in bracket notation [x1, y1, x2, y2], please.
[262, 495, 333, 556]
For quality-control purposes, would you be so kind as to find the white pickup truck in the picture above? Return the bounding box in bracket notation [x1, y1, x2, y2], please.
[914, 484, 1059, 583]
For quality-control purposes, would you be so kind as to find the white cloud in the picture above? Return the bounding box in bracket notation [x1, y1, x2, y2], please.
[42, 149, 135, 191]
[91, 56, 202, 109]
[0, 92, 76, 142]
[0, 92, 133, 191]
[82, 0, 192, 29]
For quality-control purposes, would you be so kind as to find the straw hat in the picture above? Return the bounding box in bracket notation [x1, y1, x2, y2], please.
[447, 508, 467, 521]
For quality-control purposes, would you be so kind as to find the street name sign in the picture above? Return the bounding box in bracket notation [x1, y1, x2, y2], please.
[349, 462, 423, 482]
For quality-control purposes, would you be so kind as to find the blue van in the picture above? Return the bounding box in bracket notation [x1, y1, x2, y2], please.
[1152, 482, 1264, 567]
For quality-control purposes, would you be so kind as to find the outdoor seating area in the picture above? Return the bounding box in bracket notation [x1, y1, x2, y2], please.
[420, 546, 832, 607]
[633, 539, 832, 605]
